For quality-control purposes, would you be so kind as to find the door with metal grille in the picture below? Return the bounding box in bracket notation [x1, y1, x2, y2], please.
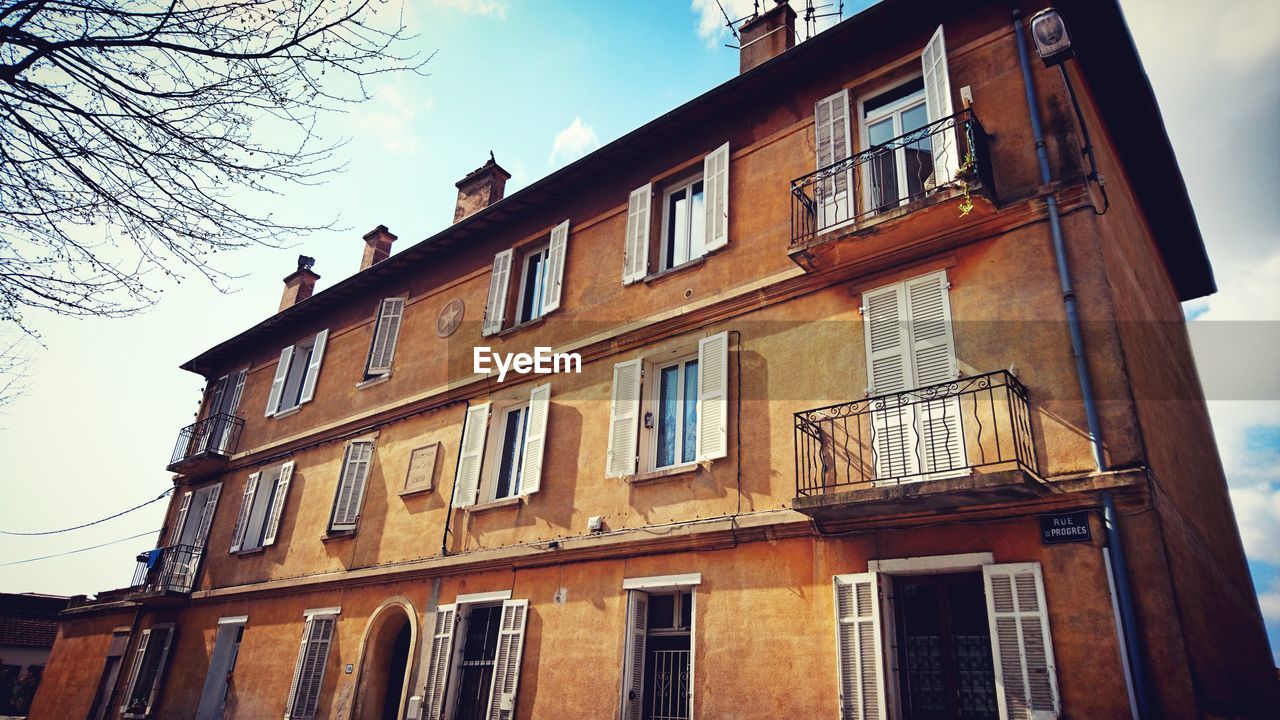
[642, 591, 691, 720]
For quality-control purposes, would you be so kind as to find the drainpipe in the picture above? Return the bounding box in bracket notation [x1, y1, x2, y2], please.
[1012, 9, 1151, 718]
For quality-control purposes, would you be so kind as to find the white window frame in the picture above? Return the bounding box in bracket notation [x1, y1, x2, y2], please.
[642, 351, 700, 473]
[658, 173, 707, 271]
[858, 75, 930, 214]
[438, 597, 529, 720]
[619, 574, 700, 720]
[514, 242, 551, 326]
[229, 462, 293, 554]
[267, 329, 328, 416]
[482, 399, 531, 503]
[120, 622, 176, 718]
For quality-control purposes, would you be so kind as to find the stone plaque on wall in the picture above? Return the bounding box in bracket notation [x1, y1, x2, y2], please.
[402, 443, 439, 495]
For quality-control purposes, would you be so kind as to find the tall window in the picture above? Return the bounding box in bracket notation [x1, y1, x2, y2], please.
[265, 329, 329, 416]
[229, 462, 295, 553]
[329, 441, 375, 532]
[660, 177, 705, 270]
[492, 403, 530, 500]
[649, 356, 699, 470]
[621, 583, 697, 720]
[421, 599, 529, 720]
[284, 612, 337, 720]
[451, 385, 550, 509]
[862, 77, 934, 213]
[516, 244, 550, 324]
[481, 220, 569, 337]
[120, 624, 175, 718]
[365, 298, 405, 379]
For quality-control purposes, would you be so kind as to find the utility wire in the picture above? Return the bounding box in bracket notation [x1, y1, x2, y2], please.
[0, 529, 160, 567]
[0, 489, 172, 536]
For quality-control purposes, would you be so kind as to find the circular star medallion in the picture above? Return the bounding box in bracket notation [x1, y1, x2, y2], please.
[436, 298, 464, 338]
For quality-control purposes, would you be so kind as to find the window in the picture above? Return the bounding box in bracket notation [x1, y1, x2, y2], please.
[229, 461, 295, 553]
[421, 598, 529, 720]
[365, 298, 405, 378]
[266, 329, 329, 416]
[620, 575, 700, 720]
[623, 142, 729, 284]
[482, 220, 569, 336]
[833, 561, 1061, 720]
[195, 617, 246, 720]
[198, 368, 246, 454]
[88, 630, 131, 720]
[861, 271, 963, 481]
[451, 384, 550, 509]
[329, 440, 374, 532]
[284, 610, 338, 720]
[120, 624, 175, 718]
[606, 332, 728, 478]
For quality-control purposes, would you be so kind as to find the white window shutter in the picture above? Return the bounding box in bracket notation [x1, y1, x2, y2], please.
[285, 616, 336, 719]
[262, 462, 296, 546]
[483, 250, 514, 336]
[984, 563, 1061, 720]
[904, 272, 964, 474]
[423, 605, 457, 720]
[520, 384, 551, 495]
[143, 627, 176, 714]
[921, 25, 959, 186]
[486, 599, 529, 720]
[330, 443, 373, 530]
[228, 368, 247, 414]
[298, 329, 328, 405]
[120, 628, 150, 713]
[283, 620, 310, 719]
[621, 590, 648, 720]
[265, 346, 294, 416]
[542, 220, 570, 314]
[367, 298, 405, 375]
[171, 491, 193, 545]
[862, 283, 910, 396]
[229, 472, 259, 553]
[696, 331, 730, 461]
[453, 403, 490, 507]
[815, 90, 853, 229]
[192, 484, 222, 548]
[702, 142, 730, 252]
[605, 360, 643, 477]
[833, 573, 886, 720]
[623, 184, 652, 285]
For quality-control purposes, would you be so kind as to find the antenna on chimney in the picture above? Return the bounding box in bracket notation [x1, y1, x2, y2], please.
[714, 0, 754, 48]
[297, 255, 316, 272]
[800, 0, 843, 41]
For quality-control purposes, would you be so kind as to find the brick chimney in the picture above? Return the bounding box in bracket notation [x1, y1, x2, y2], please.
[280, 255, 319, 311]
[360, 225, 397, 271]
[454, 152, 512, 223]
[739, 1, 796, 73]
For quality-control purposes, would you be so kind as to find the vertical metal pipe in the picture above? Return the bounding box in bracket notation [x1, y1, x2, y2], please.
[1013, 9, 1151, 718]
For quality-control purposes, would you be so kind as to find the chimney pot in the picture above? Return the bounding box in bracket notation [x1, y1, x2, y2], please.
[454, 153, 512, 223]
[280, 255, 320, 311]
[360, 225, 397, 271]
[739, 1, 796, 73]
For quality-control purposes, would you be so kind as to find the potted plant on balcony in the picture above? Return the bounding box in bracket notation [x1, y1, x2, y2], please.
[954, 151, 979, 216]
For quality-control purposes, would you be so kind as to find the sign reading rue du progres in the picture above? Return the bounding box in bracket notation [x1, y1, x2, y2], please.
[1039, 510, 1093, 545]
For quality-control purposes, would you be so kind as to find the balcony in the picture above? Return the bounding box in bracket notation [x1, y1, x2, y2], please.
[792, 370, 1044, 521]
[788, 109, 997, 273]
[129, 544, 203, 603]
[167, 412, 244, 474]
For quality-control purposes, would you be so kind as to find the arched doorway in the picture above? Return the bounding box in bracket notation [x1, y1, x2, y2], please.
[353, 598, 418, 720]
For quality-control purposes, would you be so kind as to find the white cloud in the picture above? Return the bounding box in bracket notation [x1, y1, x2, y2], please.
[354, 83, 426, 156]
[430, 0, 508, 19]
[1260, 580, 1280, 623]
[548, 117, 599, 167]
[689, 0, 846, 48]
[1127, 0, 1280, 75]
[1230, 484, 1280, 566]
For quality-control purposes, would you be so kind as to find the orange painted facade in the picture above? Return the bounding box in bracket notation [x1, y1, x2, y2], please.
[32, 1, 1277, 719]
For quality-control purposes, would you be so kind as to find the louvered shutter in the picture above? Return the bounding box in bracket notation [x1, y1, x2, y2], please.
[218, 370, 247, 452]
[696, 331, 729, 462]
[921, 25, 959, 188]
[120, 628, 151, 713]
[453, 404, 490, 507]
[286, 616, 335, 719]
[423, 605, 457, 720]
[703, 142, 730, 252]
[192, 484, 221, 548]
[520, 385, 551, 495]
[605, 360, 643, 477]
[984, 563, 1061, 720]
[298, 329, 328, 404]
[483, 250, 514, 336]
[833, 574, 885, 720]
[197, 377, 227, 454]
[367, 298, 405, 375]
[486, 599, 529, 720]
[142, 626, 175, 714]
[621, 590, 648, 720]
[543, 220, 570, 314]
[229, 472, 259, 553]
[265, 346, 294, 416]
[904, 272, 964, 475]
[171, 492, 193, 545]
[263, 461, 296, 545]
[815, 90, 853, 229]
[330, 443, 373, 530]
[862, 285, 920, 480]
[228, 369, 247, 413]
[623, 184, 652, 284]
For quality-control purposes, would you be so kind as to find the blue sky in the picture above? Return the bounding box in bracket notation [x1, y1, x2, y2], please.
[0, 0, 1277, 663]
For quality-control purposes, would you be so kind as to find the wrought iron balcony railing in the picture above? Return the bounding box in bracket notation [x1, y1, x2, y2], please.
[168, 412, 244, 471]
[794, 370, 1036, 497]
[790, 108, 993, 247]
[131, 543, 203, 595]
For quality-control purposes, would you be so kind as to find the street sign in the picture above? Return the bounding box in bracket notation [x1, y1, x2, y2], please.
[1040, 511, 1092, 544]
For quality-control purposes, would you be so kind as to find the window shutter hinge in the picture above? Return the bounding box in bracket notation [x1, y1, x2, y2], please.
[942, 280, 953, 290]
[858, 305, 866, 315]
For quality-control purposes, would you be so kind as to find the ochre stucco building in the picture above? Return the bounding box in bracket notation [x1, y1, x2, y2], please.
[31, 1, 1278, 718]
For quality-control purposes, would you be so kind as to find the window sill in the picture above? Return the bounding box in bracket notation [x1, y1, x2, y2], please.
[627, 464, 701, 485]
[321, 529, 358, 542]
[465, 496, 523, 514]
[495, 315, 546, 339]
[398, 486, 433, 498]
[233, 546, 266, 557]
[644, 256, 706, 285]
[356, 373, 390, 390]
[271, 405, 303, 420]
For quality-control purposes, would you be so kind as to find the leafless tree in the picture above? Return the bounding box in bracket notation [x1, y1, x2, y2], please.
[0, 0, 425, 334]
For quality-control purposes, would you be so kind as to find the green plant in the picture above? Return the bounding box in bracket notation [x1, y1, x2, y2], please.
[954, 151, 978, 216]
